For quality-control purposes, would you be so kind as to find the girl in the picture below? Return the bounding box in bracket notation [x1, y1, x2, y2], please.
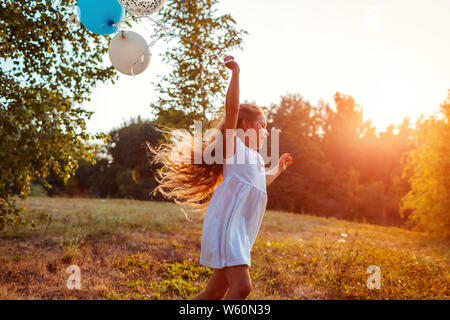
[148, 57, 292, 300]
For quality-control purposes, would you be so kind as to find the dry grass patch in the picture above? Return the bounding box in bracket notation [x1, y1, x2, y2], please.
[0, 197, 447, 300]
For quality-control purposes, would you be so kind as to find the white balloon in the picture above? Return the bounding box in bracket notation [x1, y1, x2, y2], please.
[108, 30, 151, 76]
[119, 0, 166, 15]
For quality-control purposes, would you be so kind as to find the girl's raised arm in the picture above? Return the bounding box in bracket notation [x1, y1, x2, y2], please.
[223, 56, 240, 159]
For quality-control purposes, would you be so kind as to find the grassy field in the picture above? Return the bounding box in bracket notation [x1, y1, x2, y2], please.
[0, 196, 448, 300]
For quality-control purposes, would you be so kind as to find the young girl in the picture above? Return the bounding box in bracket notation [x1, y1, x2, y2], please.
[148, 57, 292, 300]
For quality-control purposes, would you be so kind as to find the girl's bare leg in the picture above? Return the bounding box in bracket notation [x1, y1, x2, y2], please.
[223, 265, 252, 300]
[193, 268, 229, 300]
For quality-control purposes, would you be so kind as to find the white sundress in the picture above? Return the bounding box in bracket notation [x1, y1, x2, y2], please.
[199, 135, 268, 269]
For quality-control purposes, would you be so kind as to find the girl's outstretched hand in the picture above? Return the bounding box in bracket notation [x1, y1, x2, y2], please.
[224, 56, 240, 73]
[279, 153, 293, 172]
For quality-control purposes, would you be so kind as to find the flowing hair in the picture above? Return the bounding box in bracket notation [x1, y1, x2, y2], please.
[146, 104, 265, 221]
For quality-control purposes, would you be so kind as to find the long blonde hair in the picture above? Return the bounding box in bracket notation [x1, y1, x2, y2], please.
[146, 104, 265, 221]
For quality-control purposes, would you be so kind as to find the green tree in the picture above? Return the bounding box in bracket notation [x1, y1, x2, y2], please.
[266, 94, 339, 216]
[43, 117, 165, 200]
[340, 168, 364, 221]
[68, 156, 121, 199]
[0, 0, 117, 230]
[151, 0, 247, 130]
[400, 91, 450, 240]
[106, 117, 164, 200]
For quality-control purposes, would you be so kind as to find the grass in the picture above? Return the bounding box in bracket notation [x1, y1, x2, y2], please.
[0, 196, 448, 300]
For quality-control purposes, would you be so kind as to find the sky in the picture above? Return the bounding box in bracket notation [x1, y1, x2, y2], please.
[83, 0, 450, 136]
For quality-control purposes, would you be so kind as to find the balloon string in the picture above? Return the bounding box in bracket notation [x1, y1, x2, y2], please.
[112, 14, 221, 61]
[146, 16, 221, 61]
[127, 25, 163, 77]
[142, 15, 219, 101]
[113, 14, 220, 101]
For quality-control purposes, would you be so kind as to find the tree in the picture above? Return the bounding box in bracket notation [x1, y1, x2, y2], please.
[106, 117, 164, 200]
[65, 156, 121, 199]
[151, 0, 247, 131]
[43, 117, 165, 201]
[400, 91, 450, 240]
[0, 0, 117, 230]
[266, 94, 339, 216]
[322, 92, 372, 175]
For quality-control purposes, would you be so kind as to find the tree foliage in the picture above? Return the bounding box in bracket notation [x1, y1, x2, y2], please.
[0, 0, 117, 230]
[52, 89, 423, 227]
[45, 117, 165, 201]
[106, 117, 164, 200]
[400, 91, 450, 239]
[151, 0, 247, 130]
[266, 94, 339, 216]
[264, 92, 414, 225]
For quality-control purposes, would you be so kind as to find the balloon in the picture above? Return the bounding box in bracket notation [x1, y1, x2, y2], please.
[77, 0, 124, 35]
[108, 30, 151, 76]
[119, 0, 166, 16]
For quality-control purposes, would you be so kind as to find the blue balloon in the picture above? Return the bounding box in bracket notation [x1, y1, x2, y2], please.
[77, 0, 124, 35]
